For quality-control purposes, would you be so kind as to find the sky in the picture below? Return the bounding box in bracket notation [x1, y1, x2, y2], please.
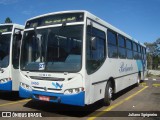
[0, 0, 160, 44]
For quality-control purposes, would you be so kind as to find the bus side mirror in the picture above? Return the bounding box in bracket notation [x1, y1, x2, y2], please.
[91, 36, 96, 50]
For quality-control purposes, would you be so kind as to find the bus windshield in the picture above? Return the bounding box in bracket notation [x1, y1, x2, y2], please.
[0, 34, 11, 68]
[20, 25, 83, 72]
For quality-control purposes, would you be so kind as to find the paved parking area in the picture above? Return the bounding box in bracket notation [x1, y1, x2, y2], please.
[0, 79, 159, 120]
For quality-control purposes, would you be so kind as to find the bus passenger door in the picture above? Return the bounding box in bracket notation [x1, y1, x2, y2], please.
[11, 29, 23, 91]
[86, 19, 107, 104]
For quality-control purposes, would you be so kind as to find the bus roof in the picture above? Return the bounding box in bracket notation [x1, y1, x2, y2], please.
[26, 10, 86, 21]
[85, 11, 146, 47]
[0, 23, 24, 29]
[25, 10, 145, 47]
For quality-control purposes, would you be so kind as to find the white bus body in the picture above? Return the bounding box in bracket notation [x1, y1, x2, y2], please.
[0, 23, 24, 91]
[19, 10, 147, 106]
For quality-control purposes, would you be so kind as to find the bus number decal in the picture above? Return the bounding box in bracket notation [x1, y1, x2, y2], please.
[31, 82, 39, 85]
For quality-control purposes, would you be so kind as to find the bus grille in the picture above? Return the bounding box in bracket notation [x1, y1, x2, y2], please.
[30, 76, 65, 81]
[32, 86, 62, 91]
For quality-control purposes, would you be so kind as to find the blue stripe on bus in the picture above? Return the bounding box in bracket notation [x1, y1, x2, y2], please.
[19, 86, 32, 98]
[19, 86, 85, 106]
[0, 81, 12, 91]
[32, 90, 85, 106]
[136, 60, 143, 72]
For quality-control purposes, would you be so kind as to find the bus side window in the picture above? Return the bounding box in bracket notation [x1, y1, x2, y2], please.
[86, 25, 106, 74]
[126, 39, 133, 59]
[107, 30, 118, 58]
[137, 44, 141, 60]
[144, 47, 146, 60]
[12, 29, 22, 69]
[133, 42, 138, 60]
[118, 35, 126, 59]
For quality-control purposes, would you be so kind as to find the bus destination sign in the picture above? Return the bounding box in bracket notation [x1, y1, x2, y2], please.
[25, 12, 84, 28]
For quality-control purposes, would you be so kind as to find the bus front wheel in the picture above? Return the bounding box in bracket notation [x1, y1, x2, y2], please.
[104, 81, 113, 106]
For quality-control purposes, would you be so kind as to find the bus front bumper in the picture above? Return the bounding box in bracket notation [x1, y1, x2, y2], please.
[19, 86, 85, 106]
[0, 81, 12, 91]
[19, 86, 32, 98]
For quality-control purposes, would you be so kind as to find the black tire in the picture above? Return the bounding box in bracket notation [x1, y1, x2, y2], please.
[104, 81, 113, 106]
[136, 72, 141, 87]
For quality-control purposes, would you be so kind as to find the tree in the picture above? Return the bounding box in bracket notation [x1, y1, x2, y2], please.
[144, 38, 160, 70]
[156, 38, 160, 44]
[5, 17, 12, 23]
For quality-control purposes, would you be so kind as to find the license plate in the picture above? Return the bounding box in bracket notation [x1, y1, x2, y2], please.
[39, 95, 50, 101]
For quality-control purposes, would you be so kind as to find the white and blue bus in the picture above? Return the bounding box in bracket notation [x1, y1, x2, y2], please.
[19, 10, 147, 106]
[0, 24, 24, 91]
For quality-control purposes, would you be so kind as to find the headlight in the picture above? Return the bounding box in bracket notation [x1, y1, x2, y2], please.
[64, 87, 84, 95]
[20, 82, 32, 91]
[0, 78, 12, 83]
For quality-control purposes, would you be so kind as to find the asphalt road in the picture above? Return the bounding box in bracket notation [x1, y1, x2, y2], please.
[0, 79, 159, 120]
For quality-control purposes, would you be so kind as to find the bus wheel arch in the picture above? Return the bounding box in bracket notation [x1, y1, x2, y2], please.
[103, 77, 115, 106]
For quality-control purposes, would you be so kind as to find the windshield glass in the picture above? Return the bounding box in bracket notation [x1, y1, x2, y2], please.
[20, 25, 83, 72]
[0, 34, 11, 68]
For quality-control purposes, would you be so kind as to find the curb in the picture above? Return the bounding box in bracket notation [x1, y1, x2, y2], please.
[144, 78, 160, 81]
